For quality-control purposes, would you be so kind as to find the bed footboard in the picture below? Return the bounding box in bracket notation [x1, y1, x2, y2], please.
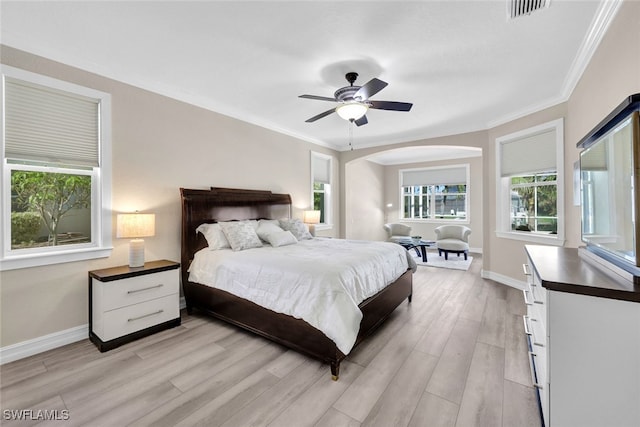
[183, 269, 412, 380]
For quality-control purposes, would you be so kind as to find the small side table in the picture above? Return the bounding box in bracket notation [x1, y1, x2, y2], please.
[397, 239, 435, 262]
[89, 260, 181, 352]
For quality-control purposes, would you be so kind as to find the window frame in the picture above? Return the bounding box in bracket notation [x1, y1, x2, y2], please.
[495, 118, 565, 245]
[0, 65, 112, 270]
[310, 151, 332, 230]
[399, 164, 470, 223]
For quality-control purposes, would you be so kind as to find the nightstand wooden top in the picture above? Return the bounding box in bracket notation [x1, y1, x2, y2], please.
[89, 259, 180, 282]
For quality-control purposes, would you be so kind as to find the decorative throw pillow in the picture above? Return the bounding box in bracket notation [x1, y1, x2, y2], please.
[279, 218, 312, 240]
[195, 223, 230, 250]
[256, 219, 284, 242]
[220, 221, 263, 251]
[266, 230, 298, 247]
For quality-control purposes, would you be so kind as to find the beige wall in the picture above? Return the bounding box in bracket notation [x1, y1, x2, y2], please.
[485, 103, 568, 280]
[2, 0, 639, 352]
[485, 0, 639, 282]
[344, 159, 386, 241]
[0, 46, 339, 347]
[339, 130, 487, 240]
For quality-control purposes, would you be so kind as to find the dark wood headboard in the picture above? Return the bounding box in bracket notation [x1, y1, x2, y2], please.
[179, 187, 292, 283]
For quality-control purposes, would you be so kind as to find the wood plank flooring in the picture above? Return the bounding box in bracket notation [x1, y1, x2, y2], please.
[0, 255, 542, 426]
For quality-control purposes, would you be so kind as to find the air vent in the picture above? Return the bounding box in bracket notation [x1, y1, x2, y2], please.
[508, 0, 550, 19]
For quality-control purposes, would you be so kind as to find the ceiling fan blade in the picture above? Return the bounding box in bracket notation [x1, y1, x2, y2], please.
[299, 94, 336, 102]
[369, 100, 413, 112]
[354, 78, 388, 101]
[305, 108, 336, 123]
[354, 115, 368, 127]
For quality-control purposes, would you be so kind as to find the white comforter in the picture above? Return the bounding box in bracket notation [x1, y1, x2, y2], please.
[188, 238, 415, 354]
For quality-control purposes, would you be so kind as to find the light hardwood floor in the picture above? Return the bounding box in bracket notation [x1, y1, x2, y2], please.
[1, 255, 542, 426]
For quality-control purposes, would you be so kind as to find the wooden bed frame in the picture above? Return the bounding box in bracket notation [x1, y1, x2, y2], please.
[180, 187, 413, 379]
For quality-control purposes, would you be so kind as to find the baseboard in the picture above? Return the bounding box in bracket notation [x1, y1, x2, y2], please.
[481, 269, 526, 290]
[0, 296, 188, 365]
[0, 324, 89, 365]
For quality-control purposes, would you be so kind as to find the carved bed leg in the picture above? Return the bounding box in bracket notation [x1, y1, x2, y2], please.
[331, 361, 340, 381]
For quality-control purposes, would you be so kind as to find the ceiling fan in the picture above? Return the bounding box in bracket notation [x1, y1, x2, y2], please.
[299, 72, 413, 126]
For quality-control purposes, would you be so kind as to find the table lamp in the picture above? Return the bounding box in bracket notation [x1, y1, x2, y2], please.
[303, 210, 321, 237]
[117, 212, 155, 267]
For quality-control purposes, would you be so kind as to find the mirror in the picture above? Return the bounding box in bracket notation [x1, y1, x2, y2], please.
[581, 114, 637, 265]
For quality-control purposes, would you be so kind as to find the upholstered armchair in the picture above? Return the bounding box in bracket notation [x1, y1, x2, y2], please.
[383, 223, 412, 243]
[434, 225, 471, 260]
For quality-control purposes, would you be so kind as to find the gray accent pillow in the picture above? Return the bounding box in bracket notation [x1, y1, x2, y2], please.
[220, 221, 263, 251]
[279, 218, 312, 240]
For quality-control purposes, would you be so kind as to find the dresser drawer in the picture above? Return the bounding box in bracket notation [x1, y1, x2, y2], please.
[96, 294, 179, 342]
[96, 269, 179, 311]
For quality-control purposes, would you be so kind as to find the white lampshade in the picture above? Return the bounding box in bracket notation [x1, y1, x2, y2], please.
[303, 210, 321, 225]
[117, 213, 155, 268]
[117, 213, 155, 238]
[336, 102, 368, 121]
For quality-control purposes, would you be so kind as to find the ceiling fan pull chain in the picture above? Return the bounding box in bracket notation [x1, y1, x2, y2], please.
[348, 120, 354, 151]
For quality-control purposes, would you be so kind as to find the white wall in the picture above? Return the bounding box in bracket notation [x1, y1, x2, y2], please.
[344, 159, 386, 241]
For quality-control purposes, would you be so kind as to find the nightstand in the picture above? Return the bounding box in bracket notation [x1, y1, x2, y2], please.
[89, 260, 181, 352]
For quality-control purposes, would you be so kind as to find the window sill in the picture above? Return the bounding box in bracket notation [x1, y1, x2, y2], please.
[315, 223, 333, 231]
[0, 246, 113, 271]
[402, 218, 470, 225]
[495, 231, 565, 246]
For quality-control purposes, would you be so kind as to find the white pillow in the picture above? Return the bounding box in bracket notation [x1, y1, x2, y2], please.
[256, 219, 284, 241]
[196, 223, 230, 250]
[279, 218, 312, 240]
[266, 230, 298, 247]
[220, 221, 263, 251]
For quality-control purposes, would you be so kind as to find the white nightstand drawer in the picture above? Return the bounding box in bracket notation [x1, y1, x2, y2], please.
[98, 269, 179, 311]
[98, 294, 179, 341]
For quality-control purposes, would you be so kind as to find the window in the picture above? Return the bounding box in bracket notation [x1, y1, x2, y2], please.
[496, 118, 564, 244]
[1, 65, 112, 270]
[311, 152, 332, 225]
[400, 165, 469, 221]
[510, 173, 557, 233]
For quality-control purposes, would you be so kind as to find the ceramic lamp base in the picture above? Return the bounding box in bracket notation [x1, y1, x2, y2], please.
[129, 239, 145, 268]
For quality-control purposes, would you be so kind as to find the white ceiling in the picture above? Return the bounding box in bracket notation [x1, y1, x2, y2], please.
[0, 1, 617, 153]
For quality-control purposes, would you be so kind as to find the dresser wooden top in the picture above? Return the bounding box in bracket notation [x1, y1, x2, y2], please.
[525, 245, 640, 303]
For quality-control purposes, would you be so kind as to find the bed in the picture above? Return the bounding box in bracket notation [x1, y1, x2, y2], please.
[180, 187, 414, 379]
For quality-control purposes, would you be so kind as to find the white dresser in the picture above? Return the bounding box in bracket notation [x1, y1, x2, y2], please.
[524, 245, 640, 427]
[89, 260, 181, 351]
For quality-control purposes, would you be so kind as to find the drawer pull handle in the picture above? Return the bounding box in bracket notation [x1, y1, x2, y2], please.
[522, 263, 532, 276]
[523, 315, 532, 335]
[527, 351, 544, 390]
[128, 310, 164, 322]
[529, 318, 546, 348]
[127, 284, 164, 294]
[522, 289, 533, 306]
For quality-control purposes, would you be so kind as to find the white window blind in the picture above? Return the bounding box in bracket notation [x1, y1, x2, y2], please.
[4, 78, 99, 167]
[312, 154, 331, 184]
[402, 166, 466, 186]
[500, 129, 555, 176]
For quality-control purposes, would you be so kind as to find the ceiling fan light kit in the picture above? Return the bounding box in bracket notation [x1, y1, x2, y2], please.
[300, 72, 412, 126]
[336, 102, 368, 121]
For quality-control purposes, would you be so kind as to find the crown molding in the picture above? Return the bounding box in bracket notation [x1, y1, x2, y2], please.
[560, 0, 624, 100]
[487, 0, 623, 130]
